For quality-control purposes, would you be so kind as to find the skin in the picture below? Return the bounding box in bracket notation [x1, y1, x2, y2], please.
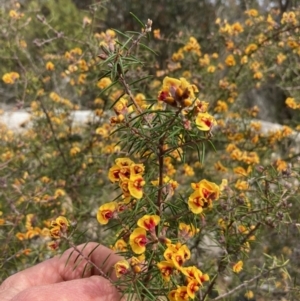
[0, 242, 124, 301]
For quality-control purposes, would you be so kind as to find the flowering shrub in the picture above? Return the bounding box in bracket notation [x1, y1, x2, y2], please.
[1, 1, 300, 300]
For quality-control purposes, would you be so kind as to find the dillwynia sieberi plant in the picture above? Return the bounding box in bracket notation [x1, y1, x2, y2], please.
[2, 2, 300, 300]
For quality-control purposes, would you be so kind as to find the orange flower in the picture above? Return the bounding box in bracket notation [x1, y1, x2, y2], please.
[55, 216, 69, 230]
[113, 97, 130, 115]
[188, 190, 206, 214]
[245, 43, 258, 55]
[171, 245, 191, 270]
[129, 228, 148, 254]
[128, 174, 145, 199]
[97, 77, 112, 89]
[235, 180, 249, 191]
[50, 226, 61, 239]
[108, 157, 134, 182]
[171, 286, 189, 301]
[195, 112, 216, 131]
[233, 260, 243, 273]
[119, 176, 131, 197]
[108, 165, 122, 182]
[178, 223, 199, 240]
[157, 261, 175, 282]
[114, 157, 133, 167]
[112, 239, 127, 252]
[187, 279, 200, 299]
[158, 76, 198, 107]
[225, 54, 236, 66]
[46, 61, 55, 71]
[164, 243, 180, 261]
[2, 72, 20, 84]
[130, 164, 145, 176]
[192, 179, 220, 202]
[96, 201, 118, 225]
[114, 260, 130, 278]
[181, 266, 209, 285]
[137, 215, 160, 231]
[158, 77, 181, 105]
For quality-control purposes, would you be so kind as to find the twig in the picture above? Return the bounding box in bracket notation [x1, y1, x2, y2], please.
[39, 101, 70, 168]
[68, 241, 113, 282]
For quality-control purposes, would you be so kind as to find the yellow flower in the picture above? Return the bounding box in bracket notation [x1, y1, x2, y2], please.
[183, 36, 201, 56]
[214, 100, 228, 112]
[119, 176, 130, 197]
[253, 71, 263, 80]
[285, 97, 298, 109]
[192, 179, 220, 202]
[245, 290, 254, 299]
[245, 9, 258, 17]
[157, 261, 175, 282]
[9, 10, 23, 19]
[195, 112, 216, 131]
[158, 76, 198, 108]
[235, 180, 249, 191]
[171, 247, 189, 270]
[225, 55, 236, 67]
[96, 201, 118, 225]
[153, 29, 161, 39]
[97, 77, 112, 89]
[233, 166, 248, 177]
[194, 100, 209, 113]
[128, 174, 145, 199]
[113, 97, 129, 115]
[241, 55, 248, 64]
[70, 146, 81, 156]
[188, 190, 205, 214]
[114, 260, 130, 278]
[55, 216, 69, 230]
[281, 11, 298, 26]
[108, 157, 134, 182]
[46, 62, 55, 71]
[2, 72, 20, 84]
[207, 65, 216, 73]
[233, 260, 243, 273]
[137, 215, 160, 231]
[245, 43, 258, 55]
[181, 266, 209, 285]
[231, 22, 244, 35]
[112, 239, 127, 252]
[130, 164, 145, 176]
[54, 189, 66, 199]
[187, 279, 200, 299]
[274, 159, 287, 172]
[129, 227, 147, 254]
[50, 226, 61, 239]
[277, 53, 287, 65]
[178, 223, 199, 240]
[169, 286, 189, 301]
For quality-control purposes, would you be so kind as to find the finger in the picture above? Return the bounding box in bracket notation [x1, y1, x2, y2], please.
[0, 243, 122, 299]
[57, 242, 123, 281]
[10, 276, 123, 301]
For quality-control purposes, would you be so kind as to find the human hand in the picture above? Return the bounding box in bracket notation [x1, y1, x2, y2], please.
[0, 242, 123, 301]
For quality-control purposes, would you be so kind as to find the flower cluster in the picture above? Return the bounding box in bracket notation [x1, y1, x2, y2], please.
[129, 214, 160, 254]
[188, 179, 220, 214]
[97, 158, 146, 225]
[2, 72, 20, 84]
[157, 242, 209, 300]
[47, 216, 70, 250]
[158, 76, 217, 132]
[108, 157, 145, 199]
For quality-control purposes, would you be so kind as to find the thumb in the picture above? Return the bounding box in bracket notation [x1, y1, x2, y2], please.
[10, 276, 123, 301]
